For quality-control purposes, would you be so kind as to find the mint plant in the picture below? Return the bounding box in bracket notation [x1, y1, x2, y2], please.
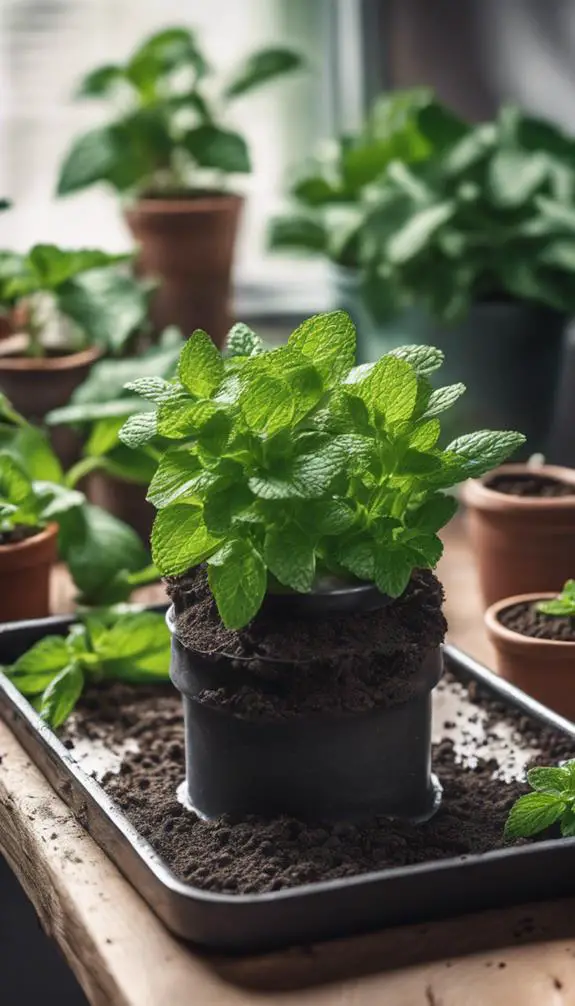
[3, 609, 170, 728]
[120, 310, 524, 629]
[57, 27, 303, 198]
[0, 450, 82, 541]
[0, 244, 150, 357]
[537, 580, 575, 617]
[505, 763, 575, 840]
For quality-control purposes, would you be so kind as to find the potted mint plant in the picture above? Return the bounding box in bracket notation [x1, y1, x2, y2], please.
[56, 27, 304, 347]
[0, 244, 149, 465]
[120, 310, 524, 822]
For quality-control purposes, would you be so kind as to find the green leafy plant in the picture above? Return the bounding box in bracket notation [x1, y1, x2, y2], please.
[120, 310, 524, 630]
[0, 394, 157, 605]
[57, 26, 304, 198]
[0, 244, 151, 357]
[3, 609, 170, 727]
[360, 102, 575, 321]
[537, 580, 575, 616]
[505, 762, 575, 840]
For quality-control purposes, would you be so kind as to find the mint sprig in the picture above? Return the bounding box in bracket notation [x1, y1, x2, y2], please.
[120, 310, 525, 630]
[4, 610, 170, 728]
[537, 580, 575, 617]
[505, 762, 575, 840]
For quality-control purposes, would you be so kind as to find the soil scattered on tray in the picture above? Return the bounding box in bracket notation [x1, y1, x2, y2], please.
[484, 473, 575, 498]
[499, 602, 575, 642]
[60, 666, 575, 896]
[166, 566, 446, 717]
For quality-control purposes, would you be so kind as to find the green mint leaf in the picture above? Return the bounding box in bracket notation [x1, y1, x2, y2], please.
[225, 46, 303, 100]
[423, 383, 466, 419]
[303, 499, 356, 535]
[249, 441, 346, 500]
[288, 310, 356, 383]
[124, 377, 179, 403]
[504, 792, 565, 840]
[537, 580, 575, 617]
[157, 398, 217, 439]
[197, 410, 232, 455]
[389, 345, 444, 377]
[224, 322, 264, 358]
[406, 494, 458, 532]
[6, 636, 70, 692]
[147, 449, 201, 508]
[444, 430, 526, 479]
[57, 503, 149, 603]
[264, 527, 316, 593]
[0, 452, 34, 507]
[338, 537, 375, 582]
[95, 612, 170, 681]
[409, 419, 440, 451]
[177, 329, 224, 397]
[182, 125, 251, 173]
[39, 663, 84, 729]
[118, 411, 158, 448]
[527, 766, 573, 796]
[151, 504, 221, 575]
[374, 546, 413, 597]
[560, 805, 575, 838]
[203, 483, 253, 535]
[397, 449, 442, 475]
[356, 355, 418, 425]
[240, 373, 295, 435]
[208, 540, 266, 629]
[402, 531, 444, 567]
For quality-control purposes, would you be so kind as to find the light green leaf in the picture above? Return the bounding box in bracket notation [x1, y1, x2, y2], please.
[146, 449, 201, 508]
[527, 766, 573, 796]
[504, 792, 565, 840]
[409, 419, 440, 451]
[96, 612, 170, 680]
[444, 430, 526, 479]
[240, 373, 295, 435]
[156, 399, 219, 439]
[118, 412, 158, 448]
[203, 483, 253, 535]
[356, 355, 418, 424]
[389, 345, 444, 377]
[58, 268, 148, 353]
[264, 527, 316, 593]
[207, 540, 267, 629]
[288, 310, 356, 383]
[177, 330, 224, 397]
[7, 636, 70, 679]
[387, 202, 454, 264]
[423, 383, 466, 419]
[151, 505, 220, 575]
[489, 149, 547, 207]
[39, 663, 85, 729]
[224, 323, 264, 358]
[249, 440, 346, 500]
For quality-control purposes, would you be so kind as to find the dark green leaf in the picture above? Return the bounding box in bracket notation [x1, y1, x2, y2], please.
[76, 64, 127, 99]
[225, 47, 303, 100]
[527, 766, 572, 796]
[58, 269, 149, 352]
[207, 540, 267, 629]
[58, 503, 149, 602]
[57, 126, 120, 196]
[374, 547, 413, 597]
[182, 125, 250, 173]
[504, 792, 565, 840]
[39, 663, 84, 728]
[264, 526, 315, 593]
[268, 215, 327, 254]
[151, 504, 220, 575]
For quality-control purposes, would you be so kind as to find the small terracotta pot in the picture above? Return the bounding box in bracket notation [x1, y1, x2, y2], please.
[124, 194, 243, 348]
[86, 471, 154, 543]
[462, 463, 575, 608]
[485, 592, 575, 719]
[0, 344, 101, 468]
[0, 523, 58, 623]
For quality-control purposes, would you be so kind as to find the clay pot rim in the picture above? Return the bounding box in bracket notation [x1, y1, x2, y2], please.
[0, 344, 101, 373]
[485, 592, 575, 653]
[125, 193, 244, 215]
[462, 463, 575, 512]
[0, 522, 59, 568]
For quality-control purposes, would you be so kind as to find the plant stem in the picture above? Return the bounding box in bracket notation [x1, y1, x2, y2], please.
[25, 298, 45, 358]
[65, 455, 105, 488]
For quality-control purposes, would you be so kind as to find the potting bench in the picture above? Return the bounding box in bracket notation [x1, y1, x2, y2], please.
[1, 516, 572, 1005]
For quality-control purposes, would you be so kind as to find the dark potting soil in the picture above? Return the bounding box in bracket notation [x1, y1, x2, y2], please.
[166, 567, 446, 717]
[499, 601, 575, 642]
[0, 524, 40, 546]
[59, 671, 575, 896]
[484, 473, 575, 498]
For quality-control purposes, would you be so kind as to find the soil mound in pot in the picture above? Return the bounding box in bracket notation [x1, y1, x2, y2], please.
[166, 567, 446, 717]
[499, 602, 575, 642]
[484, 473, 575, 498]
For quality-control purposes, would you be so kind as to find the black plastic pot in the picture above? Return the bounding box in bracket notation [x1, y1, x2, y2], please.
[168, 583, 443, 824]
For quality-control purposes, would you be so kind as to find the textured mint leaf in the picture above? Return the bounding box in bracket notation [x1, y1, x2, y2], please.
[527, 766, 573, 796]
[356, 355, 418, 424]
[249, 441, 346, 500]
[240, 373, 294, 435]
[406, 494, 458, 532]
[124, 377, 179, 403]
[177, 329, 224, 397]
[504, 792, 565, 840]
[264, 527, 316, 593]
[151, 505, 220, 575]
[560, 805, 575, 837]
[422, 383, 466, 419]
[288, 310, 356, 383]
[208, 540, 267, 629]
[409, 419, 440, 451]
[403, 531, 444, 567]
[157, 398, 218, 439]
[39, 663, 84, 728]
[7, 636, 70, 678]
[374, 547, 413, 597]
[444, 430, 526, 478]
[389, 345, 444, 377]
[224, 322, 264, 358]
[95, 612, 170, 680]
[118, 411, 158, 448]
[303, 499, 356, 535]
[146, 449, 201, 508]
[338, 537, 375, 581]
[203, 483, 253, 535]
[397, 449, 442, 475]
[197, 411, 232, 454]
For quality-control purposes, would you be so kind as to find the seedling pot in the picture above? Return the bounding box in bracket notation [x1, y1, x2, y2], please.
[125, 194, 243, 348]
[485, 592, 575, 720]
[463, 463, 575, 607]
[0, 523, 58, 622]
[167, 583, 443, 823]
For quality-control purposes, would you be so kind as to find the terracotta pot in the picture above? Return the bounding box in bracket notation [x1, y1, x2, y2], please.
[462, 463, 575, 608]
[485, 592, 575, 719]
[124, 194, 243, 348]
[86, 471, 154, 543]
[0, 344, 101, 468]
[0, 523, 58, 622]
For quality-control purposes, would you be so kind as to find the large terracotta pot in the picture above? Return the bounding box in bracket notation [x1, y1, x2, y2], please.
[0, 344, 101, 468]
[124, 194, 243, 347]
[485, 592, 575, 719]
[0, 523, 58, 623]
[462, 463, 575, 608]
[86, 471, 154, 544]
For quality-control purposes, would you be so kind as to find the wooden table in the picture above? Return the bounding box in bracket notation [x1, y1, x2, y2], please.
[2, 516, 574, 1006]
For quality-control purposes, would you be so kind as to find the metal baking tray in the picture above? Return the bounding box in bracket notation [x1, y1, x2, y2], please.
[1, 610, 575, 953]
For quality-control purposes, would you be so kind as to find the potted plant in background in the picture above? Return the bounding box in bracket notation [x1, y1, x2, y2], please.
[268, 88, 435, 361]
[120, 310, 523, 822]
[56, 26, 304, 347]
[0, 243, 150, 465]
[360, 102, 575, 454]
[486, 579, 575, 720]
[462, 461, 575, 607]
[47, 328, 185, 540]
